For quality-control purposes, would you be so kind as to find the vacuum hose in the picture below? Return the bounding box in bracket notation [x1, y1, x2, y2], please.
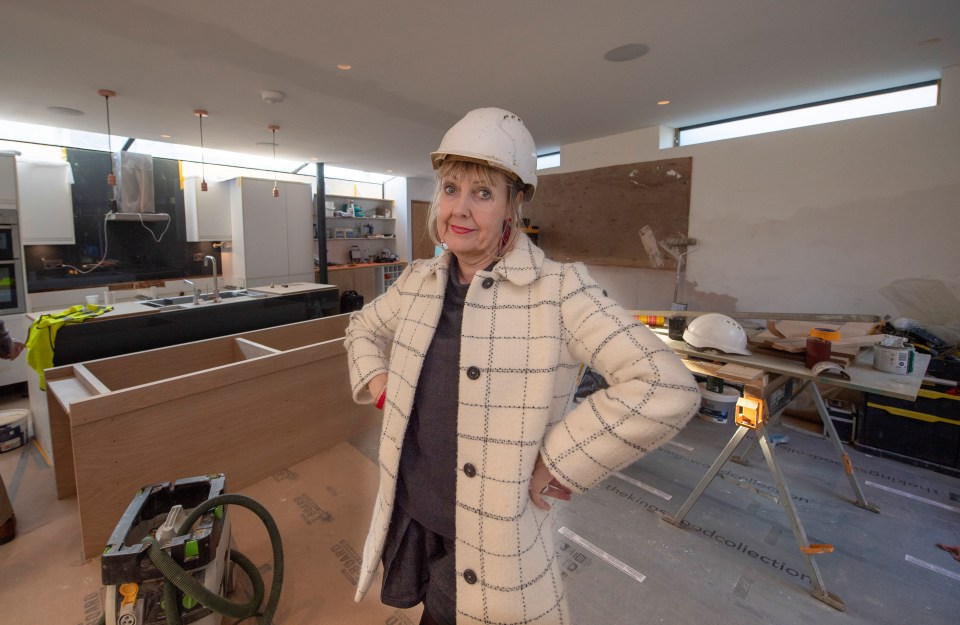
[99, 493, 284, 625]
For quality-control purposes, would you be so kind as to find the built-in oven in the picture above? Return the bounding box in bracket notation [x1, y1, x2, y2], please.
[0, 209, 18, 262]
[0, 208, 26, 313]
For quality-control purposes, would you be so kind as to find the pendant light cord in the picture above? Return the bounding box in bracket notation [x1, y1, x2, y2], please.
[104, 93, 114, 176]
[199, 113, 206, 183]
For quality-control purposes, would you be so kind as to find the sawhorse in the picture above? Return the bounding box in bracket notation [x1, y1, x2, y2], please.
[661, 372, 876, 611]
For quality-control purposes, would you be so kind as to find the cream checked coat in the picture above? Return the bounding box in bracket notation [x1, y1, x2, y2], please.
[345, 235, 700, 624]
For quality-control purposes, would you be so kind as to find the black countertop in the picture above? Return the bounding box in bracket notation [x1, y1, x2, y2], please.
[50, 290, 340, 367]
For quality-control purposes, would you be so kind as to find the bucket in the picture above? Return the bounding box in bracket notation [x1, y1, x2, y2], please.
[697, 383, 740, 424]
[0, 409, 30, 453]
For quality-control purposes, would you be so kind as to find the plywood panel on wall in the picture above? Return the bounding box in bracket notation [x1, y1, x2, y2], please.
[524, 157, 692, 268]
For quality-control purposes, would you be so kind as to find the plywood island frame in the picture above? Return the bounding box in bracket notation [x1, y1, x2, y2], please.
[46, 314, 381, 560]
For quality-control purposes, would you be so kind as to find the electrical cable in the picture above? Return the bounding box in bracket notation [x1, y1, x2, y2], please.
[137, 211, 171, 243]
[59, 210, 170, 276]
[60, 213, 112, 275]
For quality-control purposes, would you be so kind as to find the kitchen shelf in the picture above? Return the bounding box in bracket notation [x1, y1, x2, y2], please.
[327, 216, 395, 220]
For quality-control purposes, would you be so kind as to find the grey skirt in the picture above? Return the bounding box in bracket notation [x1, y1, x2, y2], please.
[380, 504, 456, 625]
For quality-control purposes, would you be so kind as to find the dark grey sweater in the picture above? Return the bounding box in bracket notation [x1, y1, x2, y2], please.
[394, 261, 470, 539]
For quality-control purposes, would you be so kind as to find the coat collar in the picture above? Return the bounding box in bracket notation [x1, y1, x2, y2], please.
[428, 234, 544, 287]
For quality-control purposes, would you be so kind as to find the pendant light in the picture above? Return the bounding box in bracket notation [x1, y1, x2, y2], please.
[268, 124, 280, 198]
[98, 89, 119, 211]
[194, 109, 209, 191]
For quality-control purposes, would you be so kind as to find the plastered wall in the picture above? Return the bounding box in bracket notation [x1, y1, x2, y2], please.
[556, 64, 959, 329]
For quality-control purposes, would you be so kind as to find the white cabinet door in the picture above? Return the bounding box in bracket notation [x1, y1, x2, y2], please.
[239, 178, 289, 283]
[16, 160, 75, 244]
[184, 176, 231, 241]
[225, 177, 315, 287]
[284, 181, 315, 281]
[0, 155, 17, 206]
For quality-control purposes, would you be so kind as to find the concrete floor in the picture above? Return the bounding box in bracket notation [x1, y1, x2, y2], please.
[3, 380, 959, 624]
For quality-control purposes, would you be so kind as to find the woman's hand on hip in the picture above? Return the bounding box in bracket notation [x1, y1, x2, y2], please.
[529, 453, 572, 511]
[367, 373, 388, 404]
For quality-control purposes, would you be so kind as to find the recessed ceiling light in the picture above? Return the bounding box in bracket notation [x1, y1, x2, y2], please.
[603, 43, 650, 62]
[160, 133, 172, 138]
[386, 169, 393, 173]
[261, 90, 285, 104]
[47, 106, 84, 116]
[657, 100, 670, 106]
[337, 64, 352, 70]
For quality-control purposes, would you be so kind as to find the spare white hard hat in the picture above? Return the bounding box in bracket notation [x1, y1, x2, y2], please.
[431, 107, 538, 200]
[683, 313, 752, 355]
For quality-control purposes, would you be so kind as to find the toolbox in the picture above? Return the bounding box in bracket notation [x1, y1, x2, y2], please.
[856, 375, 960, 474]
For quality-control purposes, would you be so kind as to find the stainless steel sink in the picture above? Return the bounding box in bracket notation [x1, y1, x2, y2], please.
[199, 289, 248, 302]
[140, 290, 249, 308]
[141, 296, 194, 307]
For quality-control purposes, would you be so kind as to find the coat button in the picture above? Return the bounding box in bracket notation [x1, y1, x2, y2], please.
[482, 277, 494, 289]
[463, 569, 478, 584]
[463, 463, 476, 477]
[466, 366, 480, 380]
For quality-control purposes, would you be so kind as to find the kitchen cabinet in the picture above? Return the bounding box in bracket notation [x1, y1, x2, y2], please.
[16, 159, 76, 245]
[324, 194, 397, 265]
[326, 262, 405, 309]
[224, 177, 314, 288]
[0, 154, 17, 207]
[183, 176, 231, 241]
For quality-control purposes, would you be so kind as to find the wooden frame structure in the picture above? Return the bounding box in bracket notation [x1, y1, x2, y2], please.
[46, 314, 381, 559]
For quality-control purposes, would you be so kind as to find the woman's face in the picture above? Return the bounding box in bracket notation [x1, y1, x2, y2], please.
[437, 167, 512, 263]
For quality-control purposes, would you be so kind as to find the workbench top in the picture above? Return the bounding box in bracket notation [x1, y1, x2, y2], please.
[655, 328, 930, 402]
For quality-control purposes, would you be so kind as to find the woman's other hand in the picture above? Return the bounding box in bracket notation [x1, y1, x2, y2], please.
[367, 373, 388, 404]
[529, 453, 572, 511]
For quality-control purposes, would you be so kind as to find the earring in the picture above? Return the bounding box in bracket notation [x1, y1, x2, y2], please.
[440, 241, 449, 250]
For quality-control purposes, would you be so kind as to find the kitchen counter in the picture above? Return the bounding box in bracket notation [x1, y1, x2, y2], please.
[326, 261, 406, 271]
[26, 282, 336, 324]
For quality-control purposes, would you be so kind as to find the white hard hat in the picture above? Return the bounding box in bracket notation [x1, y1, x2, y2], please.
[683, 313, 752, 355]
[431, 107, 538, 201]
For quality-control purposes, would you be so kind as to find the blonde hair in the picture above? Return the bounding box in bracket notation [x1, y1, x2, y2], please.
[426, 159, 526, 258]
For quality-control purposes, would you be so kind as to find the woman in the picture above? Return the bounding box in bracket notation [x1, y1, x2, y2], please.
[345, 108, 700, 625]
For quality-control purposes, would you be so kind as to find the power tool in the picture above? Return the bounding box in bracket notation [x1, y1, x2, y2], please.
[100, 474, 284, 625]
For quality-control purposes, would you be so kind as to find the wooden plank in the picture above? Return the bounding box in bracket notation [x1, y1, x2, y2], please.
[233, 338, 279, 359]
[47, 368, 78, 500]
[769, 334, 886, 353]
[72, 364, 110, 396]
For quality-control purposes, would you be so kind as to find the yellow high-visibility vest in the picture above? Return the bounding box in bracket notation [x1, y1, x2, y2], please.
[25, 304, 112, 390]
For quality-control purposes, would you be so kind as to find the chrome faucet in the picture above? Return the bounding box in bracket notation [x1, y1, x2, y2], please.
[204, 255, 221, 302]
[183, 279, 201, 305]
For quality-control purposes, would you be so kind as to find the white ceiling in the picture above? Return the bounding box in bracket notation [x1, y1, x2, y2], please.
[1, 0, 958, 179]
